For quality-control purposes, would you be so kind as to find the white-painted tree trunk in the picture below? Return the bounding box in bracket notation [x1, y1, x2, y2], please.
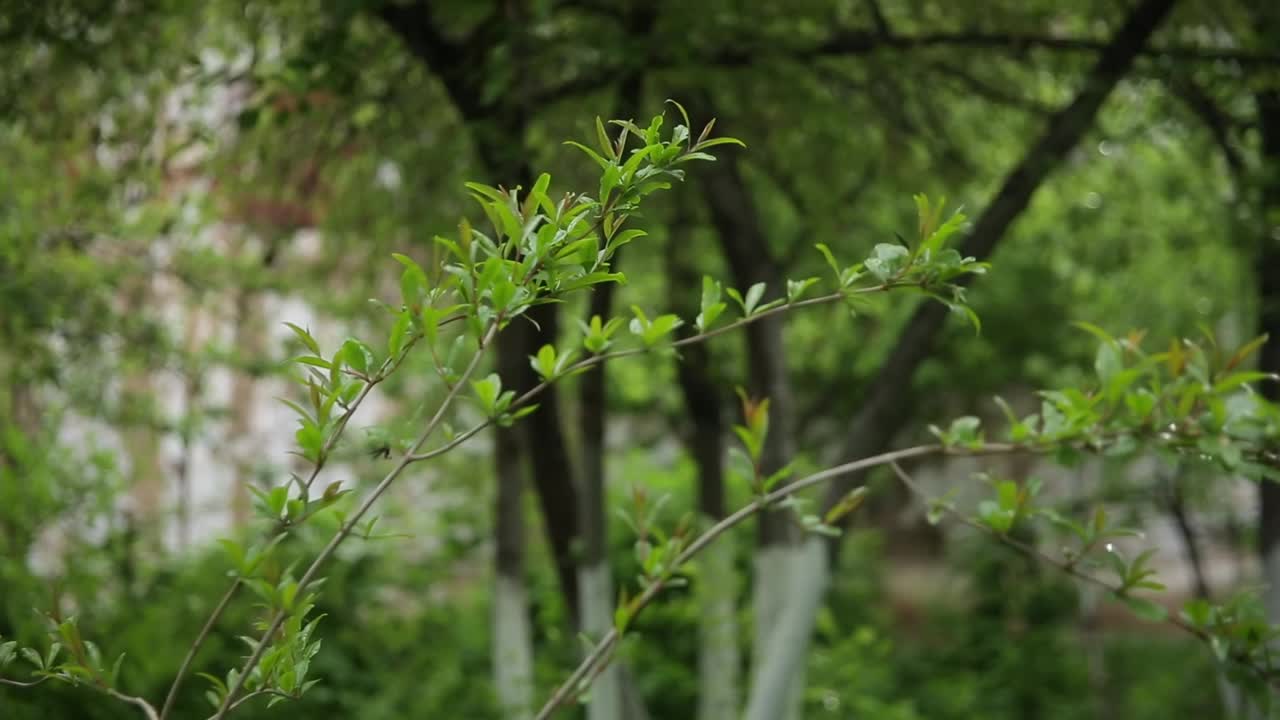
[493, 574, 535, 720]
[744, 538, 829, 720]
[697, 531, 741, 720]
[580, 560, 623, 720]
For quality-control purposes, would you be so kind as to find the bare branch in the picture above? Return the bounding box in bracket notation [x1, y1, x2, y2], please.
[529, 27, 1280, 110]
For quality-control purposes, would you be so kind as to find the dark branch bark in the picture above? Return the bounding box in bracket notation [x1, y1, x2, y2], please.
[1169, 76, 1245, 178]
[1163, 464, 1213, 600]
[530, 22, 1279, 110]
[925, 61, 1054, 115]
[818, 0, 1181, 539]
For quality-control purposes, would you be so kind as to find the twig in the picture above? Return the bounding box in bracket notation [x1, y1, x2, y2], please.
[533, 442, 1031, 719]
[0, 676, 49, 688]
[160, 579, 241, 719]
[106, 688, 161, 720]
[212, 322, 500, 718]
[408, 282, 915, 462]
[163, 337, 414, 719]
[884, 462, 1280, 687]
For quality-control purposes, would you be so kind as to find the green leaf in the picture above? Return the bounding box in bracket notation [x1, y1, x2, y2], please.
[1095, 340, 1123, 384]
[564, 141, 610, 170]
[814, 243, 842, 282]
[340, 339, 374, 375]
[532, 344, 558, 380]
[1117, 594, 1168, 622]
[692, 136, 746, 150]
[20, 646, 43, 669]
[1073, 321, 1115, 347]
[919, 207, 966, 256]
[388, 312, 412, 358]
[595, 116, 617, 160]
[864, 243, 910, 281]
[472, 374, 503, 416]
[786, 277, 819, 303]
[1213, 371, 1277, 394]
[283, 322, 320, 355]
[743, 283, 766, 315]
[697, 276, 726, 332]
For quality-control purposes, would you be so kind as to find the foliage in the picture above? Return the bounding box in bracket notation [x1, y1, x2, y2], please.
[4, 1, 1280, 719]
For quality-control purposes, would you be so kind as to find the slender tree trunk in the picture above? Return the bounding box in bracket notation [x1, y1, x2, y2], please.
[495, 317, 536, 719]
[577, 57, 657, 720]
[374, 9, 589, 717]
[667, 213, 742, 720]
[695, 111, 804, 720]
[1253, 38, 1280, 633]
[579, 260, 624, 720]
[377, 2, 584, 624]
[1252, 13, 1280, 720]
[742, 2, 1179, 717]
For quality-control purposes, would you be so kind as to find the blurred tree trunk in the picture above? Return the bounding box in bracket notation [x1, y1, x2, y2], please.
[375, 8, 585, 719]
[667, 206, 742, 720]
[694, 112, 804, 720]
[577, 42, 657, 716]
[495, 316, 535, 720]
[1253, 0, 1280, 674]
[377, 2, 583, 628]
[742, 1, 1179, 717]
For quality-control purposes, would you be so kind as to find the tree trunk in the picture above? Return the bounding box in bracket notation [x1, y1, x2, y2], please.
[579, 261, 624, 720]
[667, 214, 742, 720]
[695, 106, 804, 720]
[1252, 7, 1280, 705]
[495, 322, 535, 719]
[743, 1, 1179, 716]
[377, 1, 584, 625]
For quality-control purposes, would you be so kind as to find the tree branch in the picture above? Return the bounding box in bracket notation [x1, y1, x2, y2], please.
[529, 23, 1280, 110]
[821, 0, 1181, 534]
[212, 322, 500, 718]
[887, 462, 1279, 689]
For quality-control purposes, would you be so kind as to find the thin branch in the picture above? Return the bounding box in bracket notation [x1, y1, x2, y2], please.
[212, 322, 500, 719]
[160, 579, 241, 719]
[223, 688, 286, 714]
[924, 61, 1054, 115]
[529, 29, 1280, 109]
[887, 462, 1280, 689]
[161, 337, 404, 720]
[1167, 76, 1245, 178]
[533, 442, 1031, 720]
[0, 676, 49, 688]
[105, 688, 161, 720]
[409, 281, 916, 463]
